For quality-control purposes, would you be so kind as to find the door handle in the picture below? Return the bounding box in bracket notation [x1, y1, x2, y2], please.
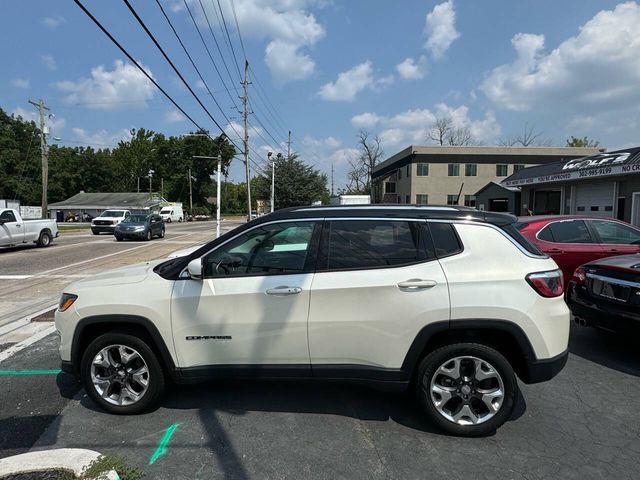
[547, 248, 563, 254]
[16, 224, 21, 228]
[266, 286, 302, 295]
[397, 279, 437, 289]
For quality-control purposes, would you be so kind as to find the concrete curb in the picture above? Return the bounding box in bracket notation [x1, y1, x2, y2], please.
[0, 448, 119, 479]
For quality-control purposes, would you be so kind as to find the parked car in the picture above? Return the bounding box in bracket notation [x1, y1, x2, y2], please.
[0, 208, 59, 248]
[56, 205, 569, 436]
[114, 213, 165, 241]
[567, 254, 640, 334]
[516, 215, 640, 284]
[91, 210, 131, 235]
[159, 204, 184, 223]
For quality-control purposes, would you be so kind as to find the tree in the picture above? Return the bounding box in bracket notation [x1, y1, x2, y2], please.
[346, 130, 384, 195]
[566, 136, 600, 148]
[499, 122, 552, 147]
[252, 154, 327, 209]
[427, 116, 475, 146]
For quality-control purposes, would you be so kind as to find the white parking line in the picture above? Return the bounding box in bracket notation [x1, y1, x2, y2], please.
[0, 325, 56, 363]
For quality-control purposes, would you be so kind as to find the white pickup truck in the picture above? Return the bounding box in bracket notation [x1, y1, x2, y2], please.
[0, 208, 59, 248]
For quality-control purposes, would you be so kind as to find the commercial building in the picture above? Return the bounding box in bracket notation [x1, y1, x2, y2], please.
[501, 147, 640, 225]
[48, 192, 167, 221]
[371, 146, 598, 207]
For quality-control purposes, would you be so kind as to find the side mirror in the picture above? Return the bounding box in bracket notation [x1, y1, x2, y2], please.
[187, 258, 203, 280]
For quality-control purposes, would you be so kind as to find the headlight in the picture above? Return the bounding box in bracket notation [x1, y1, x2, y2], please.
[59, 293, 78, 312]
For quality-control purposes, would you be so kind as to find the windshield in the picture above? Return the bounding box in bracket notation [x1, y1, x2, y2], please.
[160, 209, 171, 214]
[101, 210, 126, 218]
[123, 214, 149, 223]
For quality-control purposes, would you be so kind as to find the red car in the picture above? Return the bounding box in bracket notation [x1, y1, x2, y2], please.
[516, 215, 640, 284]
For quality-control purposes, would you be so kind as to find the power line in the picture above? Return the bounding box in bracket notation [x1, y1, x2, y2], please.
[211, 0, 242, 80]
[229, 0, 247, 61]
[72, 0, 232, 150]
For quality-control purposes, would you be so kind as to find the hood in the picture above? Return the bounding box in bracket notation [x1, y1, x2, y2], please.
[116, 221, 147, 228]
[68, 259, 165, 290]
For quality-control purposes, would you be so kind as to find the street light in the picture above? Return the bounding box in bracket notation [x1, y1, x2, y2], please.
[268, 152, 273, 213]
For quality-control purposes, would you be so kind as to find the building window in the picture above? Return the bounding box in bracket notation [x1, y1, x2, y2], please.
[448, 164, 460, 176]
[464, 164, 477, 176]
[417, 163, 429, 176]
[416, 194, 428, 205]
[406, 164, 411, 177]
[464, 195, 476, 208]
[447, 194, 459, 205]
[397, 196, 402, 203]
[385, 182, 396, 194]
[496, 164, 508, 176]
[513, 164, 526, 173]
[406, 195, 410, 204]
[397, 168, 402, 180]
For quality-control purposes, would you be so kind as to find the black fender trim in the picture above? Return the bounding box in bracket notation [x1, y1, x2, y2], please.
[69, 315, 178, 380]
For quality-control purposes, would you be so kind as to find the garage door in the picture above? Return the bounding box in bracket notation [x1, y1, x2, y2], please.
[574, 182, 614, 217]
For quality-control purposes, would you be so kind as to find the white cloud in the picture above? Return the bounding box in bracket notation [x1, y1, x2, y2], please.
[55, 60, 154, 110]
[11, 78, 30, 89]
[164, 110, 186, 123]
[482, 2, 640, 115]
[328, 148, 359, 166]
[319, 61, 391, 101]
[41, 15, 65, 29]
[303, 135, 342, 149]
[12, 107, 66, 134]
[351, 112, 383, 128]
[195, 79, 206, 90]
[41, 54, 57, 71]
[194, 0, 325, 84]
[396, 56, 427, 80]
[424, 0, 460, 59]
[224, 121, 263, 145]
[71, 127, 132, 148]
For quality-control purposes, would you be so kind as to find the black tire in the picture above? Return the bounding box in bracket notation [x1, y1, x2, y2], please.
[80, 332, 165, 414]
[415, 343, 517, 437]
[159, 228, 165, 238]
[91, 229, 99, 235]
[178, 217, 183, 223]
[37, 230, 52, 247]
[146, 230, 152, 241]
[115, 235, 123, 242]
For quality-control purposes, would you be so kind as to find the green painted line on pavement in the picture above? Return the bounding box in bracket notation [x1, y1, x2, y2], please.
[149, 423, 180, 465]
[0, 369, 62, 376]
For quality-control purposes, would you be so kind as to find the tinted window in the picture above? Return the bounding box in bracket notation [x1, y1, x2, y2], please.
[326, 220, 424, 270]
[429, 223, 463, 257]
[203, 221, 317, 277]
[501, 224, 544, 256]
[0, 210, 17, 223]
[541, 220, 594, 243]
[591, 220, 640, 245]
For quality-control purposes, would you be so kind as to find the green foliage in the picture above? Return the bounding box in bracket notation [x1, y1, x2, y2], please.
[566, 136, 600, 148]
[81, 454, 143, 480]
[252, 154, 328, 209]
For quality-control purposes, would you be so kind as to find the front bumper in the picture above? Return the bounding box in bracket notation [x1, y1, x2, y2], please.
[115, 229, 148, 239]
[91, 225, 116, 233]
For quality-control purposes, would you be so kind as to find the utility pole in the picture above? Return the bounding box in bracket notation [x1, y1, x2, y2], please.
[287, 130, 291, 159]
[242, 60, 252, 220]
[28, 99, 50, 219]
[188, 168, 193, 214]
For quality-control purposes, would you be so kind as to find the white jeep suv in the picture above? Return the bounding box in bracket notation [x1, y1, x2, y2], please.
[56, 205, 569, 436]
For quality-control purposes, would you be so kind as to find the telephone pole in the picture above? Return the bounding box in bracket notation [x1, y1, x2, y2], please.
[188, 168, 193, 214]
[28, 99, 50, 219]
[242, 60, 252, 220]
[287, 130, 291, 159]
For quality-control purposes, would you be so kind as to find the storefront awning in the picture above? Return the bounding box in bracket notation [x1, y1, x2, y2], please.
[502, 147, 640, 187]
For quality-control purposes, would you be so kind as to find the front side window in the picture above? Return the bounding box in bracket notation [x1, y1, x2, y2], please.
[464, 195, 476, 207]
[448, 164, 460, 176]
[417, 163, 429, 176]
[590, 220, 640, 245]
[496, 164, 508, 177]
[0, 210, 17, 223]
[416, 194, 428, 205]
[203, 221, 318, 277]
[538, 220, 593, 243]
[447, 194, 459, 205]
[465, 164, 477, 176]
[325, 220, 425, 270]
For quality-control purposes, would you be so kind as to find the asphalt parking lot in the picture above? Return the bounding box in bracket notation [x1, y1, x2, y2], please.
[1, 221, 639, 479]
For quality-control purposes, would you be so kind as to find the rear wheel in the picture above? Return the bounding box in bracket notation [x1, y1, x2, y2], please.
[37, 231, 52, 247]
[80, 333, 164, 414]
[159, 228, 165, 238]
[415, 343, 517, 437]
[146, 230, 152, 241]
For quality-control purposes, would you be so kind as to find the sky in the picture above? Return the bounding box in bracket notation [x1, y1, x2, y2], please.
[2, 0, 638, 190]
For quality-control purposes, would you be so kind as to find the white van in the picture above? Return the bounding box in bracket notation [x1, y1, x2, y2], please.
[159, 204, 184, 223]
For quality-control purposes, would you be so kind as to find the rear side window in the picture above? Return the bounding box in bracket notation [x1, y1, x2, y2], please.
[540, 220, 594, 243]
[325, 220, 425, 270]
[428, 223, 463, 258]
[501, 224, 544, 256]
[590, 220, 640, 245]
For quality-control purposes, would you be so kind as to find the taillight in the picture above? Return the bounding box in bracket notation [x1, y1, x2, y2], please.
[571, 267, 587, 285]
[526, 270, 564, 298]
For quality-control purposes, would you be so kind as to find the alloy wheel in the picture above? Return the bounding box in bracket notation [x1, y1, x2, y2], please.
[429, 356, 504, 426]
[90, 344, 150, 406]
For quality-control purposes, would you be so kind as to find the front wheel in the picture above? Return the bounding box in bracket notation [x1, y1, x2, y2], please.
[80, 333, 165, 414]
[415, 343, 517, 437]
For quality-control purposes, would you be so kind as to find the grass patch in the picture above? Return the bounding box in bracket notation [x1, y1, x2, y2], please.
[81, 454, 143, 480]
